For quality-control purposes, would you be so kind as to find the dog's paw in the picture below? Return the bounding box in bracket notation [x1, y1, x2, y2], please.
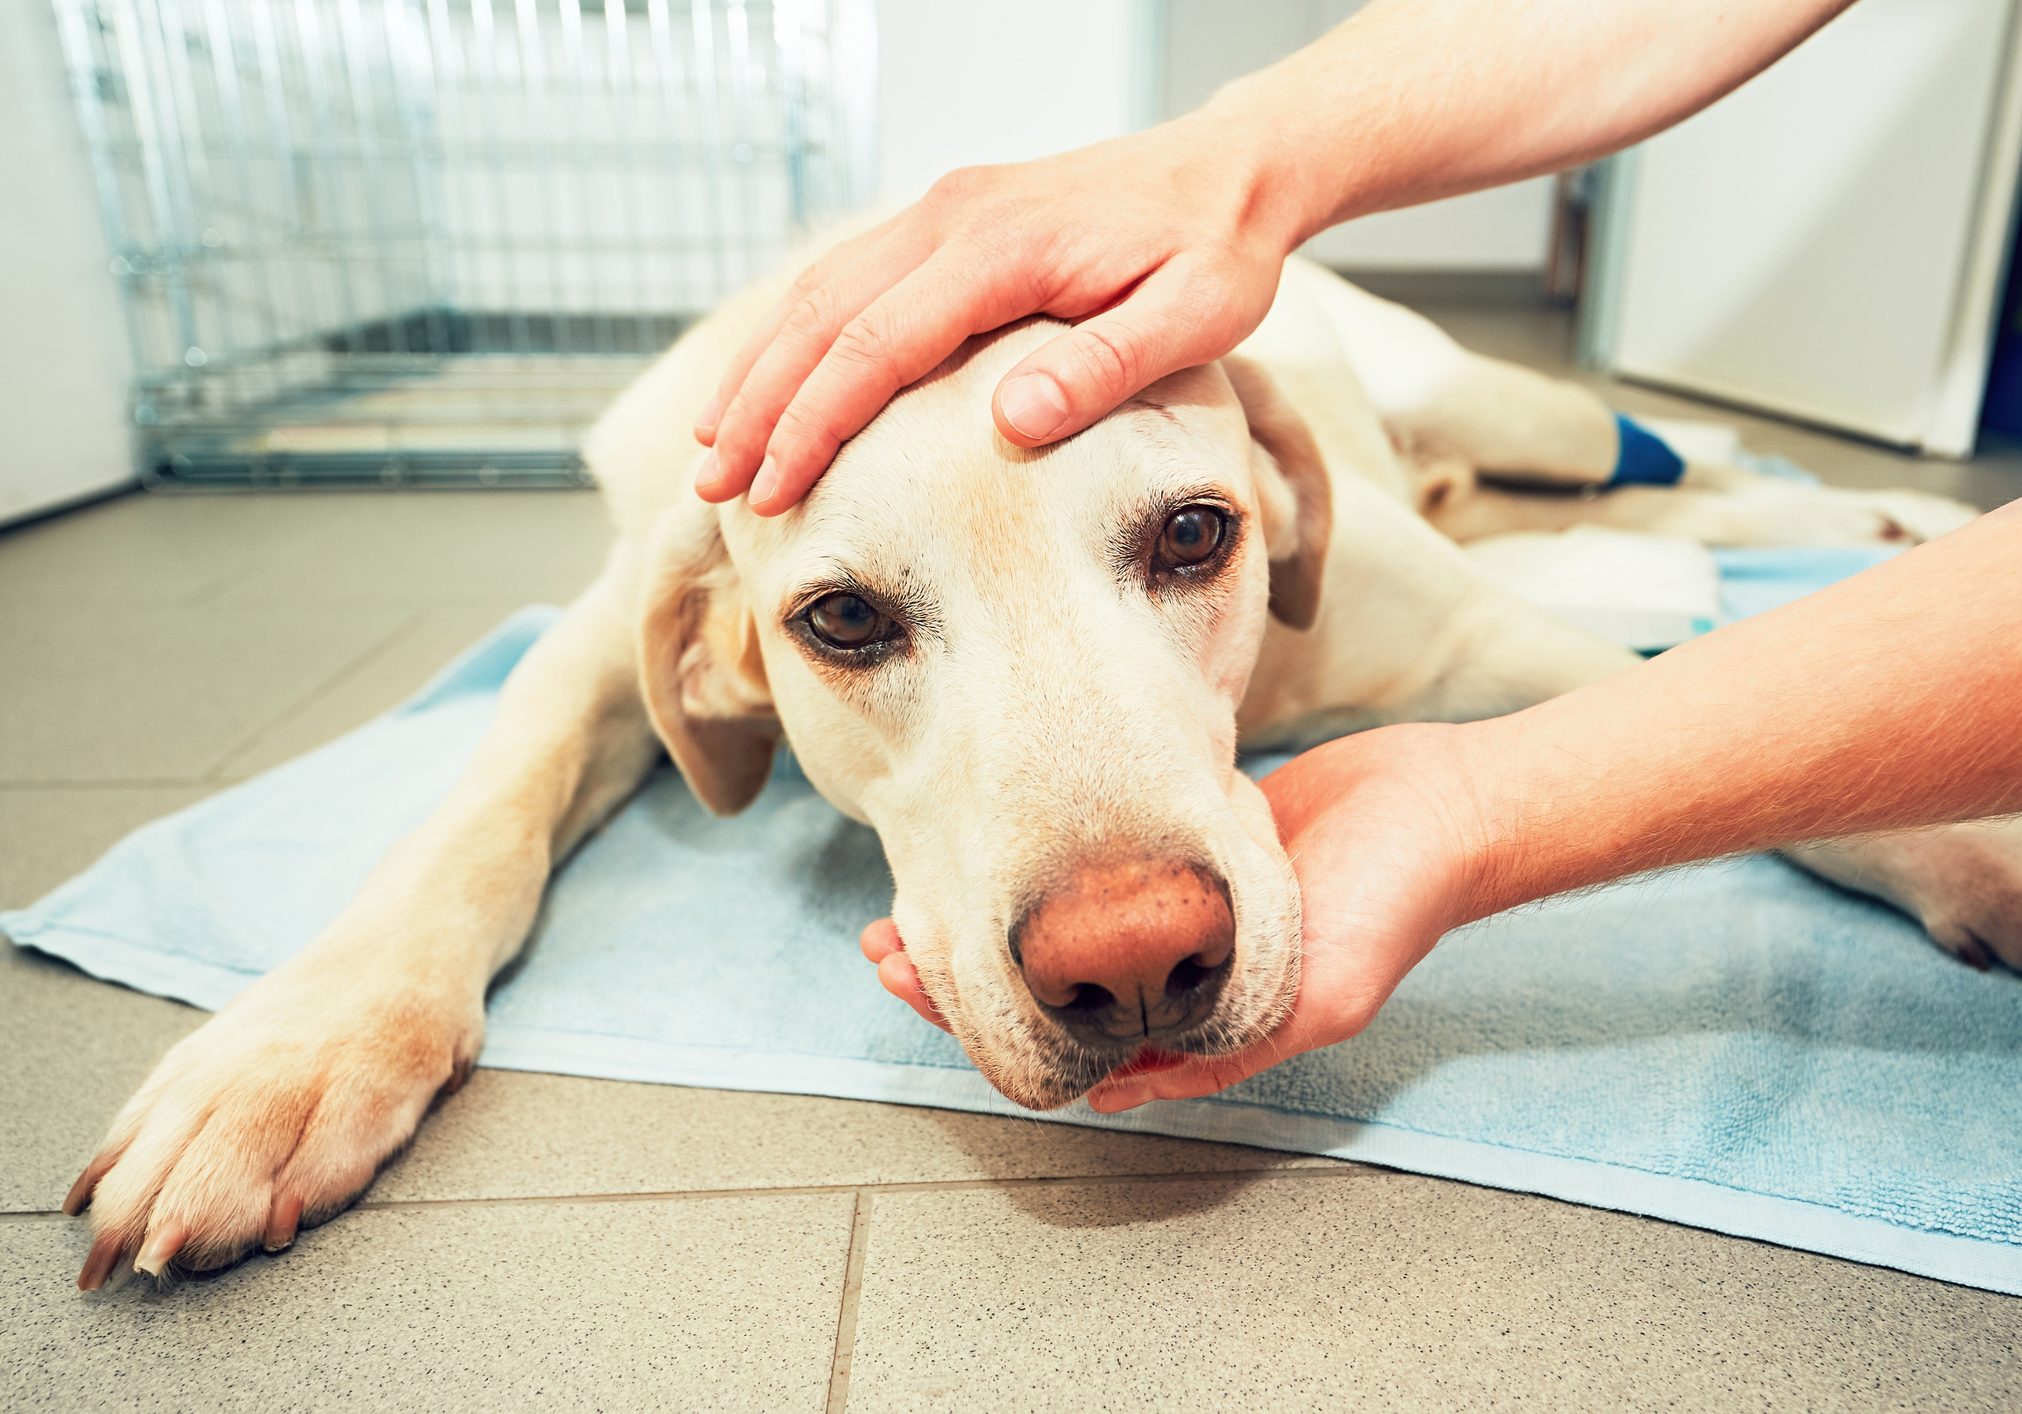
[65, 965, 482, 1290]
[1832, 489, 1981, 545]
[1787, 818, 2022, 971]
[1719, 485, 1980, 547]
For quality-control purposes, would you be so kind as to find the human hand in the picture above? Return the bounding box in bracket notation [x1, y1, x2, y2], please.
[693, 105, 1312, 513]
[860, 723, 1497, 1109]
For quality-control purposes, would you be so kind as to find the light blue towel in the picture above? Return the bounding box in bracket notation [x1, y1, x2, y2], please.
[6, 546, 2019, 1295]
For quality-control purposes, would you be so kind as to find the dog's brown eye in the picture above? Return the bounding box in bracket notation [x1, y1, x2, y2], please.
[1157, 506, 1227, 569]
[806, 592, 891, 651]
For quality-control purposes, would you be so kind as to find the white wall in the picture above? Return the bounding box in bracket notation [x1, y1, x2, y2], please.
[1159, 0, 1554, 271]
[0, 0, 135, 525]
[872, 0, 1143, 203]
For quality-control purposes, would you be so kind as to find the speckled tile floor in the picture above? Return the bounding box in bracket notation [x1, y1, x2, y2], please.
[3, 311, 2019, 1411]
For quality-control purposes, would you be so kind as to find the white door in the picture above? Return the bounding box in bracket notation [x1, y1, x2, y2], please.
[1602, 0, 2022, 457]
[0, 1, 135, 527]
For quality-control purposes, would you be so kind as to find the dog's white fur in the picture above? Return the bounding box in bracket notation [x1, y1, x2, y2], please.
[69, 257, 2022, 1281]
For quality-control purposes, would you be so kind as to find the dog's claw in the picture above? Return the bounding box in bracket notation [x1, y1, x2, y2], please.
[264, 1192, 304, 1253]
[134, 1221, 186, 1279]
[77, 1231, 125, 1292]
[62, 1154, 112, 1217]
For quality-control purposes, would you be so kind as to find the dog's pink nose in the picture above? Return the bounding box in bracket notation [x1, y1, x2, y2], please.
[1011, 859, 1235, 1045]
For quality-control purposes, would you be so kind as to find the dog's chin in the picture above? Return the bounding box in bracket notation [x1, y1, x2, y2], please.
[972, 1048, 1116, 1112]
[970, 999, 1292, 1112]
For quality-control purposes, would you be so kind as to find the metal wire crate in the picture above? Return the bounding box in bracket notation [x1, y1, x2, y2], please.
[52, 0, 872, 487]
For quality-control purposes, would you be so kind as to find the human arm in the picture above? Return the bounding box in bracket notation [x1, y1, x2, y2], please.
[696, 0, 1856, 512]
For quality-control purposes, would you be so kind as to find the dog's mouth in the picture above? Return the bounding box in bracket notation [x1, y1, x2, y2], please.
[978, 1009, 1281, 1111]
[1108, 1046, 1189, 1081]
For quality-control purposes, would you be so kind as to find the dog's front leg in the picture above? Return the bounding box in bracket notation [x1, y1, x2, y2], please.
[66, 561, 661, 1288]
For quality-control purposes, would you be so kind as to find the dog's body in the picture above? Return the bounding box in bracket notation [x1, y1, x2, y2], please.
[65, 258, 2022, 1287]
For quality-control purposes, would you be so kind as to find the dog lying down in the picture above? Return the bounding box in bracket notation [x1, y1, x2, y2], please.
[65, 257, 2022, 1288]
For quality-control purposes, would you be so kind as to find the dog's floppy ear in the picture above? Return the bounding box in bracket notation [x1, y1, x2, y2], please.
[1223, 356, 1332, 631]
[635, 505, 779, 815]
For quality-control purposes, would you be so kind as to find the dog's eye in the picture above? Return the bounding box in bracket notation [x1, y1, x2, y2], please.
[806, 592, 894, 652]
[1157, 506, 1227, 570]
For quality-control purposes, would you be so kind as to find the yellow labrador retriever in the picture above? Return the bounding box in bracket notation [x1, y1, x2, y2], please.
[65, 257, 2019, 1288]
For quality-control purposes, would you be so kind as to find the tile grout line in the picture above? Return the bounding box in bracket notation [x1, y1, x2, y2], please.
[0, 1161, 1391, 1223]
[352, 1161, 1388, 1211]
[824, 1190, 873, 1414]
[197, 609, 429, 782]
[183, 556, 279, 607]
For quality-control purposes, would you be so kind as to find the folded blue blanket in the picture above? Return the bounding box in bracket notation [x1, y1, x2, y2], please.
[7, 546, 2018, 1294]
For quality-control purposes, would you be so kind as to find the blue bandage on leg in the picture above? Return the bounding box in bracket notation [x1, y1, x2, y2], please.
[1609, 413, 1686, 487]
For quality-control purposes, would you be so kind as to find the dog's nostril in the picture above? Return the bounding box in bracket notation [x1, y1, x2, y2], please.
[1063, 983, 1115, 1014]
[1163, 951, 1225, 999]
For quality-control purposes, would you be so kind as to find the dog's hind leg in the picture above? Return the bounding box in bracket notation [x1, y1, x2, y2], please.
[1315, 279, 1979, 546]
[65, 551, 663, 1291]
[1424, 478, 1979, 547]
[1313, 278, 1621, 493]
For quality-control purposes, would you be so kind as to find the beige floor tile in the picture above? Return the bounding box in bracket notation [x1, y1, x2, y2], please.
[202, 489, 612, 607]
[213, 601, 541, 778]
[0, 785, 212, 908]
[0, 945, 204, 1215]
[0, 604, 410, 782]
[373, 1070, 1345, 1203]
[0, 492, 328, 605]
[1, 1191, 853, 1413]
[845, 1174, 2021, 1411]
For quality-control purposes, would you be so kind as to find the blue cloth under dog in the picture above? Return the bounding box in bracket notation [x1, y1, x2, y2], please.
[5, 546, 2018, 1294]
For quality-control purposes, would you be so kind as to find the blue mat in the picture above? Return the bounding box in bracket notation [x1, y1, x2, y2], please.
[7, 547, 2020, 1295]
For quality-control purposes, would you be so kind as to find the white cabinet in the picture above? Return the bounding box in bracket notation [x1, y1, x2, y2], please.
[0, 0, 135, 527]
[1601, 0, 2022, 458]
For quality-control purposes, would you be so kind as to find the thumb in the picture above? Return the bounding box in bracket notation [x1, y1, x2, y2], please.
[992, 263, 1239, 448]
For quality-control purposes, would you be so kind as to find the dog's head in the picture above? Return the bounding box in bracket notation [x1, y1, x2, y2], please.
[637, 323, 1331, 1108]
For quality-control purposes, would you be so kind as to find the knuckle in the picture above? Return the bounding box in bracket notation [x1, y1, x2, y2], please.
[927, 164, 984, 203]
[827, 311, 895, 371]
[782, 261, 826, 305]
[773, 403, 842, 463]
[1067, 324, 1141, 399]
[780, 283, 843, 345]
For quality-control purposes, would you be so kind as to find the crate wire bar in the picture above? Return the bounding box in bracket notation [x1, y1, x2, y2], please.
[52, 0, 869, 487]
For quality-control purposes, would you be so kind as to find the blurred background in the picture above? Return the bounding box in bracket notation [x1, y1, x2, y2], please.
[3, 0, 2019, 525]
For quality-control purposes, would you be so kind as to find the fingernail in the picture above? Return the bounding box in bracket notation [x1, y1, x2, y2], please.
[999, 373, 1070, 441]
[694, 394, 722, 437]
[692, 448, 720, 494]
[750, 456, 780, 505]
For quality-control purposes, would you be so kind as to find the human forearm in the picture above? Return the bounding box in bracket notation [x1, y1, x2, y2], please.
[1458, 503, 2022, 923]
[1207, 0, 1856, 242]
